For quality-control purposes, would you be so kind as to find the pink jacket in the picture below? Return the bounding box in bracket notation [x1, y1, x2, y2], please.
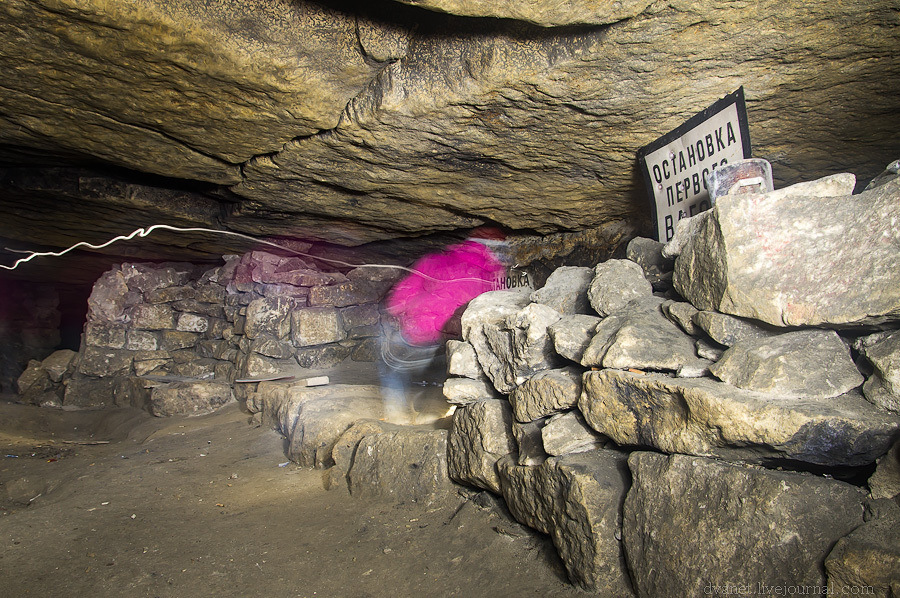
[386, 240, 504, 345]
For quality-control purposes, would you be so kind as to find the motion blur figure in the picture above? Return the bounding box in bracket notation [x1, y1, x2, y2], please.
[379, 228, 506, 423]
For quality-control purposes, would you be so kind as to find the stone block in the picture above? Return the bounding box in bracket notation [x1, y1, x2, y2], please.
[447, 399, 516, 493]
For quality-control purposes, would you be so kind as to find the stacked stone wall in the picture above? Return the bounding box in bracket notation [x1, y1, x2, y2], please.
[16, 249, 397, 415]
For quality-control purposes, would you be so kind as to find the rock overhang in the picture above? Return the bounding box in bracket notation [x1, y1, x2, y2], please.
[0, 0, 897, 283]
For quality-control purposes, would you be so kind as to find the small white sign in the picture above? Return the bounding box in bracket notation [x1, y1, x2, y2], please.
[637, 88, 751, 242]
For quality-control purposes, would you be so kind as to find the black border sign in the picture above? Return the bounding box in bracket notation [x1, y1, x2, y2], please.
[637, 87, 751, 242]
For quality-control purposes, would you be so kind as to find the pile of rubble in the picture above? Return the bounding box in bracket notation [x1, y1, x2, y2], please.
[438, 173, 900, 596]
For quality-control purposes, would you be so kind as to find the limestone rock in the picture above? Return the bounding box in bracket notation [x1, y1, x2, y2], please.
[497, 450, 634, 594]
[661, 300, 699, 336]
[86, 269, 134, 324]
[709, 329, 864, 399]
[287, 386, 385, 468]
[339, 304, 380, 331]
[862, 330, 900, 414]
[128, 304, 176, 331]
[40, 350, 77, 383]
[696, 337, 725, 361]
[529, 266, 593, 315]
[244, 296, 294, 340]
[548, 314, 602, 363]
[446, 340, 484, 379]
[624, 452, 867, 598]
[84, 322, 127, 349]
[326, 419, 395, 493]
[16, 360, 57, 405]
[447, 399, 516, 494]
[662, 211, 710, 259]
[587, 259, 653, 317]
[0, 0, 380, 183]
[175, 312, 209, 333]
[483, 302, 563, 392]
[826, 501, 900, 598]
[461, 290, 548, 394]
[693, 310, 782, 347]
[579, 369, 900, 467]
[869, 439, 900, 500]
[674, 177, 900, 327]
[442, 377, 499, 406]
[626, 236, 673, 288]
[149, 381, 234, 417]
[542, 411, 605, 456]
[295, 343, 351, 369]
[290, 307, 346, 347]
[511, 418, 547, 466]
[125, 330, 159, 352]
[581, 296, 704, 372]
[391, 0, 652, 27]
[158, 330, 199, 351]
[348, 429, 452, 507]
[508, 366, 583, 423]
[76, 346, 133, 377]
[250, 336, 296, 360]
[252, 382, 385, 468]
[122, 263, 194, 294]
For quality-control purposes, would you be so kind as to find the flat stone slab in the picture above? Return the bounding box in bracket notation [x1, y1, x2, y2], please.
[579, 369, 900, 467]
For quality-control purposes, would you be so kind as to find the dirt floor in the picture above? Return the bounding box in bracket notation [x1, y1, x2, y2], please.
[0, 392, 585, 598]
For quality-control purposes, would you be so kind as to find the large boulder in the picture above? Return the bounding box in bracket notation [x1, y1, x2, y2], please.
[347, 429, 453, 507]
[825, 501, 900, 598]
[508, 366, 583, 423]
[709, 329, 864, 399]
[529, 266, 593, 315]
[447, 399, 516, 494]
[579, 369, 900, 467]
[461, 289, 532, 393]
[497, 450, 634, 594]
[674, 176, 900, 327]
[624, 452, 867, 598]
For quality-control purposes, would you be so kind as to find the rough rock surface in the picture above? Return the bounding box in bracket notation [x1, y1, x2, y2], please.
[674, 177, 900, 327]
[497, 450, 634, 594]
[441, 377, 499, 406]
[529, 266, 593, 315]
[447, 399, 516, 494]
[508, 366, 583, 423]
[579, 370, 900, 467]
[461, 289, 532, 393]
[825, 501, 900, 598]
[0, 0, 897, 264]
[861, 330, 900, 414]
[548, 314, 602, 363]
[709, 329, 864, 399]
[692, 310, 781, 347]
[581, 297, 704, 372]
[868, 439, 900, 500]
[347, 429, 452, 507]
[445, 340, 484, 379]
[542, 411, 605, 456]
[624, 452, 867, 598]
[587, 259, 653, 317]
[148, 381, 234, 417]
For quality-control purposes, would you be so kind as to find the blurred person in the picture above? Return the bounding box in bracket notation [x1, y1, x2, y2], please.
[379, 227, 506, 423]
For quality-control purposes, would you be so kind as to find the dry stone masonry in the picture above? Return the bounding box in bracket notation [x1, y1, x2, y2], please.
[438, 172, 900, 594]
[16, 250, 397, 416]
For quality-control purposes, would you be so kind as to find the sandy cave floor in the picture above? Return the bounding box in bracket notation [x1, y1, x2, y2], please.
[0, 375, 585, 598]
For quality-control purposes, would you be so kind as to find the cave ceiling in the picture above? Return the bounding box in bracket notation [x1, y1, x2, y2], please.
[0, 0, 898, 284]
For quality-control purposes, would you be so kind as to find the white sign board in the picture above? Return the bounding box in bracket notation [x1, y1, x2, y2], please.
[637, 88, 751, 242]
